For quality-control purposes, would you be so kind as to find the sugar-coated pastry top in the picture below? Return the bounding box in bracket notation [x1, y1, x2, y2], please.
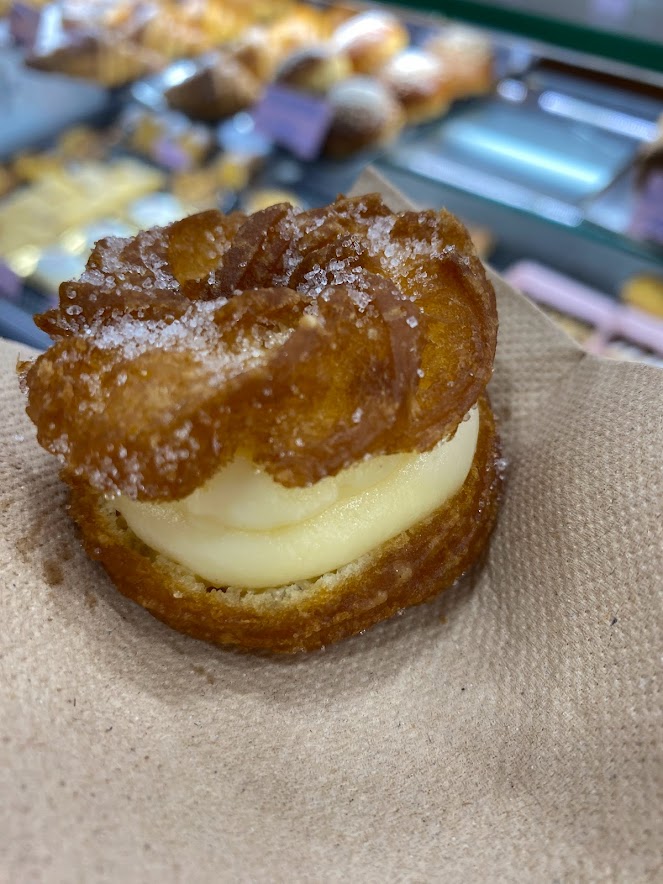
[23, 194, 497, 502]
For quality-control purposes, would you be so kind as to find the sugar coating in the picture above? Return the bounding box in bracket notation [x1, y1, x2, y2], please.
[25, 193, 496, 504]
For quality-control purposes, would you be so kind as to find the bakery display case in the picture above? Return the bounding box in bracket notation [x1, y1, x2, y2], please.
[0, 0, 661, 362]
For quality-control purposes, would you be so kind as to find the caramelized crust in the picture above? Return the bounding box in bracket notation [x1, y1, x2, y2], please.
[68, 396, 501, 653]
[23, 194, 497, 502]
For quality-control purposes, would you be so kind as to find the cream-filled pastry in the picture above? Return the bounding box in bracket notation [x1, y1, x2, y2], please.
[23, 194, 501, 653]
[116, 408, 479, 589]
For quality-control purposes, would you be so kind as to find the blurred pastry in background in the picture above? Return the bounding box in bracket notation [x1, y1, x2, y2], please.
[0, 159, 164, 257]
[379, 49, 452, 124]
[170, 167, 222, 211]
[12, 152, 67, 184]
[215, 152, 264, 192]
[424, 25, 494, 99]
[242, 187, 303, 213]
[228, 26, 279, 82]
[165, 52, 261, 121]
[132, 7, 214, 59]
[268, 4, 332, 60]
[56, 125, 106, 162]
[465, 224, 494, 261]
[25, 34, 160, 88]
[332, 10, 408, 75]
[275, 45, 352, 95]
[324, 76, 405, 158]
[170, 151, 263, 211]
[121, 109, 214, 169]
[0, 167, 15, 200]
[321, 3, 355, 33]
[621, 274, 663, 319]
[24, 0, 292, 86]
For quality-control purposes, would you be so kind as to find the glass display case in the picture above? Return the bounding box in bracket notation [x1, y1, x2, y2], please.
[0, 0, 661, 358]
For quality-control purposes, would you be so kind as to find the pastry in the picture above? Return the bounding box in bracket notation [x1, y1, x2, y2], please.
[275, 45, 352, 95]
[242, 188, 303, 213]
[26, 32, 157, 87]
[621, 274, 663, 319]
[165, 52, 262, 121]
[423, 25, 494, 99]
[267, 5, 332, 61]
[0, 166, 15, 199]
[379, 49, 453, 124]
[22, 195, 501, 653]
[332, 10, 408, 74]
[227, 26, 279, 82]
[324, 77, 405, 157]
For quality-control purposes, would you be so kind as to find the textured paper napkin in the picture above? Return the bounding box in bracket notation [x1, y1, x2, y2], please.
[1, 169, 662, 883]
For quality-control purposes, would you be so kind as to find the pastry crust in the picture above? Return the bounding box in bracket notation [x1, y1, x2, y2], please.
[67, 396, 500, 654]
[166, 52, 261, 121]
[379, 49, 453, 125]
[332, 11, 408, 75]
[324, 77, 405, 157]
[25, 195, 497, 501]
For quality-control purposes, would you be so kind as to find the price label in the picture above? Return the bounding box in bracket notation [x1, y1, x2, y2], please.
[152, 137, 192, 172]
[9, 2, 43, 50]
[631, 171, 663, 246]
[0, 260, 22, 301]
[589, 0, 633, 26]
[252, 84, 333, 161]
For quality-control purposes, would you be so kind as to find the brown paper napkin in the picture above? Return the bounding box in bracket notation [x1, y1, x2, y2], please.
[1, 170, 662, 882]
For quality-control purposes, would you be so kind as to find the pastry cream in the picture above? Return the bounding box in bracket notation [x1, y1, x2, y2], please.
[116, 407, 479, 590]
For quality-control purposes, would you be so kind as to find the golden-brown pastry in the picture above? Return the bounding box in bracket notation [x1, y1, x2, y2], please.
[332, 10, 408, 74]
[275, 45, 352, 94]
[26, 33, 157, 87]
[324, 77, 405, 157]
[242, 187, 303, 213]
[0, 165, 15, 199]
[621, 274, 663, 319]
[56, 125, 106, 162]
[227, 26, 279, 82]
[12, 151, 65, 183]
[379, 49, 453, 124]
[423, 25, 494, 99]
[165, 52, 262, 121]
[123, 111, 213, 168]
[22, 195, 501, 653]
[267, 5, 332, 61]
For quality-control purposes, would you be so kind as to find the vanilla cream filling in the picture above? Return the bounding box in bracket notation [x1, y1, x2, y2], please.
[116, 407, 479, 590]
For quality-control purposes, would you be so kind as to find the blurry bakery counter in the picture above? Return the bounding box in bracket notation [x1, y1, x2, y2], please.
[0, 151, 168, 347]
[0, 30, 115, 160]
[377, 57, 663, 300]
[0, 98, 280, 347]
[126, 1, 662, 299]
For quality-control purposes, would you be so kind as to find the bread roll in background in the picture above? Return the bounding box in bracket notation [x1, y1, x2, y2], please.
[275, 45, 352, 95]
[379, 48, 453, 124]
[165, 52, 262, 121]
[227, 26, 280, 83]
[332, 10, 408, 74]
[324, 76, 405, 157]
[423, 25, 494, 99]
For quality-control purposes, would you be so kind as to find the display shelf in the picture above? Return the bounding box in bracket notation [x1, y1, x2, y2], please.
[0, 43, 116, 161]
[386, 0, 663, 77]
